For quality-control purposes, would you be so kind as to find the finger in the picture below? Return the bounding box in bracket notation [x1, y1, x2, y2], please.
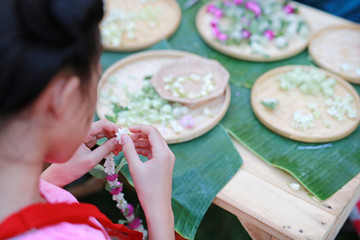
[135, 148, 153, 159]
[130, 133, 145, 141]
[122, 134, 142, 168]
[134, 139, 150, 148]
[131, 125, 173, 160]
[113, 145, 123, 156]
[129, 125, 166, 151]
[88, 120, 119, 139]
[85, 132, 123, 149]
[87, 138, 120, 164]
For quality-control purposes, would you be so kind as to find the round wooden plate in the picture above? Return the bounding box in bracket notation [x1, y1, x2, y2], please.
[309, 25, 360, 84]
[97, 50, 231, 144]
[251, 65, 360, 143]
[101, 0, 181, 52]
[196, 2, 310, 62]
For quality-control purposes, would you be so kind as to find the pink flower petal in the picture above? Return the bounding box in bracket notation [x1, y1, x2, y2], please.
[241, 29, 251, 39]
[245, 1, 262, 17]
[181, 115, 195, 128]
[283, 4, 295, 14]
[263, 29, 275, 40]
[218, 33, 228, 41]
[211, 19, 218, 27]
[212, 26, 221, 37]
[106, 173, 119, 181]
[206, 4, 217, 13]
[110, 186, 123, 195]
[126, 203, 135, 217]
[214, 9, 223, 18]
[128, 217, 141, 229]
[234, 0, 243, 5]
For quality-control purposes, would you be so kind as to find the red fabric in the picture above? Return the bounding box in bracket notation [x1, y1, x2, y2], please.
[0, 202, 143, 240]
[350, 199, 360, 236]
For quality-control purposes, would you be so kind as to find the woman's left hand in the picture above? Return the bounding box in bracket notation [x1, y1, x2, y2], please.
[41, 120, 122, 187]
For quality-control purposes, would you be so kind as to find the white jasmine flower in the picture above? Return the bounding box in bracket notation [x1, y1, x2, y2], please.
[289, 183, 300, 191]
[104, 153, 115, 175]
[292, 110, 314, 131]
[115, 128, 131, 144]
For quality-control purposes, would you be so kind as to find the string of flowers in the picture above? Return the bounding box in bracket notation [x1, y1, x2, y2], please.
[102, 129, 148, 239]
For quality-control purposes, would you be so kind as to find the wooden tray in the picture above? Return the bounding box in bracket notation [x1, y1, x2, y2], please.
[195, 1, 310, 62]
[309, 25, 360, 84]
[97, 50, 231, 144]
[101, 0, 181, 52]
[251, 65, 360, 143]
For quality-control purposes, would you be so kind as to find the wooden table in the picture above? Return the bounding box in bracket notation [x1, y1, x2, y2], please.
[73, 3, 359, 240]
[211, 5, 360, 240]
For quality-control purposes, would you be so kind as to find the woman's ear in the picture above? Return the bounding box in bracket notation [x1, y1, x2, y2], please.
[32, 74, 81, 121]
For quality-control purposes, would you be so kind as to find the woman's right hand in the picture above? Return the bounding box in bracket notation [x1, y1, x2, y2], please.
[121, 124, 175, 240]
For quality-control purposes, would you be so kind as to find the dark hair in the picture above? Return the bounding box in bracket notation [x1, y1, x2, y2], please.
[0, 0, 104, 121]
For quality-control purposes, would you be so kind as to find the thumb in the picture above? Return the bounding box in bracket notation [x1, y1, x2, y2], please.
[121, 134, 142, 169]
[90, 138, 118, 163]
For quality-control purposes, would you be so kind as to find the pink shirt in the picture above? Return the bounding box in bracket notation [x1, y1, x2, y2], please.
[9, 180, 111, 240]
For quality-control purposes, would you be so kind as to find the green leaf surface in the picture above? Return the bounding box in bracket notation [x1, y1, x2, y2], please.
[120, 125, 242, 239]
[89, 164, 107, 179]
[220, 84, 360, 200]
[97, 137, 107, 146]
[115, 157, 128, 174]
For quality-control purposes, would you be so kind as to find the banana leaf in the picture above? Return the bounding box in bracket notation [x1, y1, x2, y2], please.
[220, 84, 360, 200]
[118, 125, 243, 240]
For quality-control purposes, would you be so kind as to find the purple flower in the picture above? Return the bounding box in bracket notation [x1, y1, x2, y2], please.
[207, 4, 223, 18]
[263, 29, 275, 40]
[245, 1, 262, 17]
[214, 8, 223, 18]
[126, 203, 134, 217]
[128, 217, 141, 229]
[234, 0, 243, 5]
[211, 18, 218, 28]
[106, 173, 118, 181]
[241, 29, 251, 39]
[283, 4, 295, 14]
[206, 4, 217, 13]
[181, 115, 195, 128]
[223, 0, 232, 6]
[218, 33, 228, 41]
[212, 26, 221, 36]
[110, 186, 123, 195]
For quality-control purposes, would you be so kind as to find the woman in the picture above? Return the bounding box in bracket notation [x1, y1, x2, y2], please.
[0, 0, 175, 239]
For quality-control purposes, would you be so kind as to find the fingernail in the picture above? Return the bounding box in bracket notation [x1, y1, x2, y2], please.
[121, 134, 128, 144]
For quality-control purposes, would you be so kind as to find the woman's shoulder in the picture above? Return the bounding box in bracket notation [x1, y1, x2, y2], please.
[8, 222, 108, 240]
[39, 179, 78, 203]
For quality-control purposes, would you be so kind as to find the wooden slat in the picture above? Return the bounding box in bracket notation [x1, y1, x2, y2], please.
[215, 169, 336, 240]
[230, 139, 360, 218]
